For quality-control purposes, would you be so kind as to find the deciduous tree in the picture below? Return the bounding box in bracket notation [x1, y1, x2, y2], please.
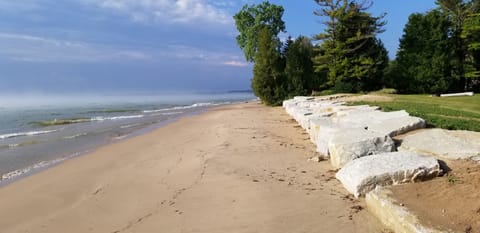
[233, 2, 286, 62]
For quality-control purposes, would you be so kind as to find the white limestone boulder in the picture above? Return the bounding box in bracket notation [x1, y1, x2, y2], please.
[334, 110, 407, 125]
[311, 103, 344, 116]
[295, 104, 341, 130]
[366, 187, 445, 233]
[398, 129, 480, 160]
[306, 116, 332, 143]
[291, 108, 312, 124]
[334, 110, 426, 137]
[328, 129, 395, 168]
[282, 99, 296, 108]
[336, 151, 440, 197]
[293, 96, 315, 101]
[368, 116, 426, 137]
[333, 105, 380, 117]
[309, 119, 343, 155]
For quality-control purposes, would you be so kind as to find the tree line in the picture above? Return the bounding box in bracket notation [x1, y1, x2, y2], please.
[233, 0, 480, 105]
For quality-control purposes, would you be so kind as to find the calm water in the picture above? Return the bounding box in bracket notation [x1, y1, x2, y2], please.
[0, 92, 255, 182]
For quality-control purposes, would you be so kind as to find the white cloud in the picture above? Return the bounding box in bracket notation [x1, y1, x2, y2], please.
[115, 51, 151, 60]
[81, 0, 232, 25]
[223, 60, 249, 67]
[0, 1, 42, 13]
[160, 44, 246, 66]
[0, 33, 86, 48]
[0, 33, 248, 67]
[0, 33, 151, 63]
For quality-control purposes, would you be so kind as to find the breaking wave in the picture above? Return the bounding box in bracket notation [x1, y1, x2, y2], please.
[0, 129, 59, 140]
[33, 114, 145, 127]
[143, 101, 228, 113]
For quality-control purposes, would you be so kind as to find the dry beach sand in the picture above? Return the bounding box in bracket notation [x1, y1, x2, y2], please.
[391, 159, 480, 233]
[0, 102, 387, 233]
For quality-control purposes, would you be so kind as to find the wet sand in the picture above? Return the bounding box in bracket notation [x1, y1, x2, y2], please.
[0, 102, 386, 233]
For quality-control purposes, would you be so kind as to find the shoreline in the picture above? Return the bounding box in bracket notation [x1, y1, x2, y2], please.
[0, 102, 385, 233]
[0, 92, 257, 184]
[0, 106, 211, 187]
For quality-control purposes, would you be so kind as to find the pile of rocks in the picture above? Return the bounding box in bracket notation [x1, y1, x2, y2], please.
[283, 96, 440, 197]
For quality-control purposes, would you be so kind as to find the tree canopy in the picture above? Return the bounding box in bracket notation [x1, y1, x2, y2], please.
[233, 2, 286, 62]
[461, 1, 480, 83]
[313, 0, 387, 92]
[251, 28, 285, 105]
[233, 0, 480, 106]
[395, 10, 454, 94]
[391, 0, 480, 93]
[284, 36, 315, 97]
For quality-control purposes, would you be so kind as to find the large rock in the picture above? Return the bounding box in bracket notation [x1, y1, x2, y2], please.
[309, 119, 343, 156]
[307, 117, 332, 144]
[366, 187, 445, 233]
[336, 151, 440, 197]
[334, 110, 426, 137]
[333, 105, 380, 117]
[328, 129, 395, 168]
[398, 129, 480, 160]
[368, 116, 426, 137]
[293, 96, 315, 101]
[290, 108, 313, 125]
[334, 110, 408, 124]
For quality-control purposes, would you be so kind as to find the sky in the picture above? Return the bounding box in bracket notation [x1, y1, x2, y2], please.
[0, 0, 438, 94]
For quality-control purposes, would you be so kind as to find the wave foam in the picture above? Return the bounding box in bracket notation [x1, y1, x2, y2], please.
[0, 152, 80, 182]
[120, 123, 142, 129]
[143, 101, 228, 113]
[91, 114, 145, 121]
[34, 114, 146, 127]
[151, 111, 184, 117]
[63, 133, 88, 140]
[0, 129, 59, 140]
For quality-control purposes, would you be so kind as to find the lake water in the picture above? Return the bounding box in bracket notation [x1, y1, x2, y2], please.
[0, 92, 256, 183]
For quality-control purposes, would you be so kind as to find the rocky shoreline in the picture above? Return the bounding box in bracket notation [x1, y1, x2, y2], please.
[283, 95, 480, 232]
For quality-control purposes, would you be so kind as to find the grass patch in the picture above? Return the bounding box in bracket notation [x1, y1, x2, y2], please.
[313, 89, 339, 96]
[447, 174, 463, 185]
[369, 88, 397, 95]
[348, 94, 480, 132]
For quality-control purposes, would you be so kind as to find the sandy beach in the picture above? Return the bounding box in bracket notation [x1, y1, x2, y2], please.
[0, 102, 386, 233]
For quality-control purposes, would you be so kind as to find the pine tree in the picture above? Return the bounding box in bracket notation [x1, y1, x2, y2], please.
[313, 0, 387, 92]
[312, 0, 350, 87]
[394, 1, 480, 93]
[437, 0, 469, 91]
[284, 36, 315, 97]
[396, 10, 454, 94]
[252, 28, 286, 105]
[461, 1, 480, 90]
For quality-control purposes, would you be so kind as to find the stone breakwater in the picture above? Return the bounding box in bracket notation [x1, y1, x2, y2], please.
[283, 95, 440, 197]
[283, 95, 480, 232]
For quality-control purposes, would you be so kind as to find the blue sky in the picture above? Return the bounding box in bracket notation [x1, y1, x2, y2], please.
[0, 0, 437, 94]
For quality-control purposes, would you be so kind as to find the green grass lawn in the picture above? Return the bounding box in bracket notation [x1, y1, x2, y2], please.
[348, 94, 480, 132]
